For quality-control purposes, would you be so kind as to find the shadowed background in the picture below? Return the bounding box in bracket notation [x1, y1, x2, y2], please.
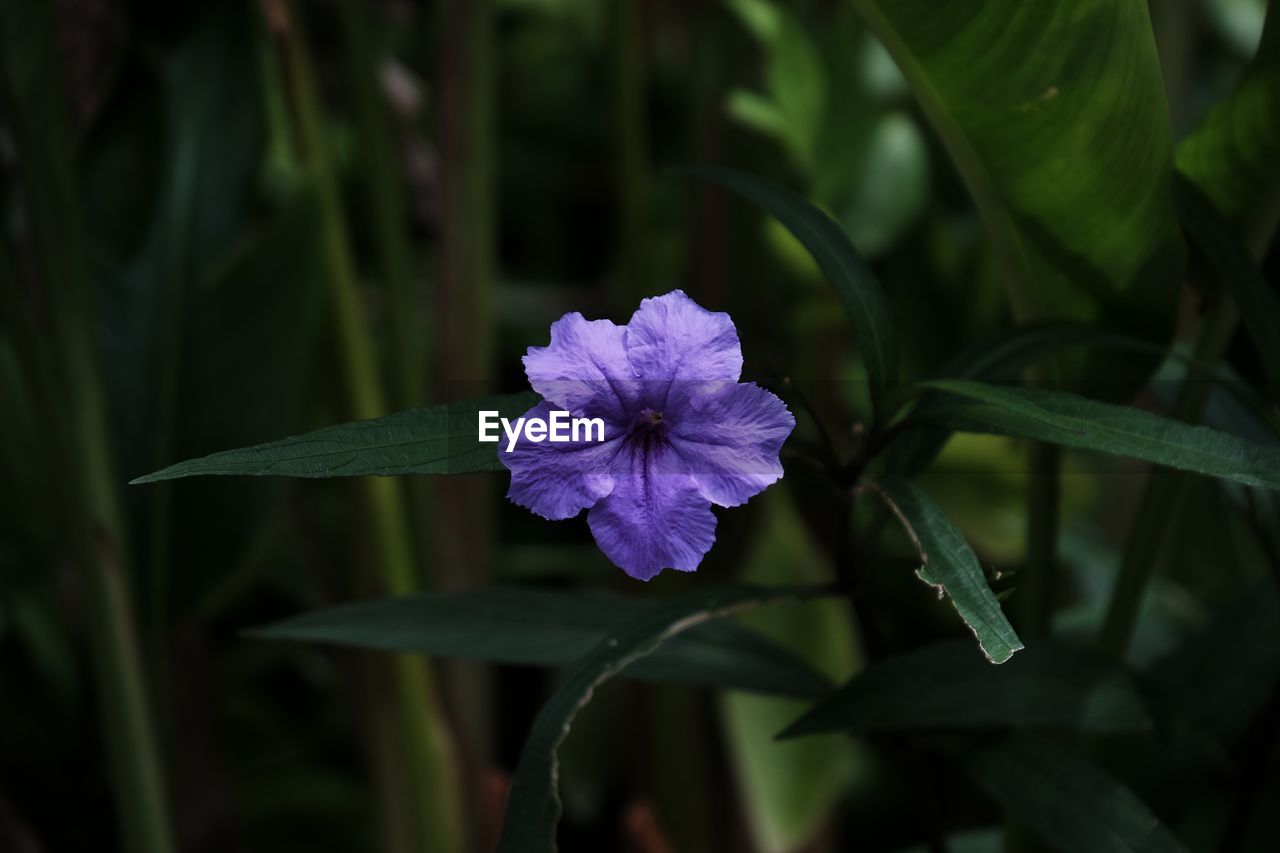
[1, 1, 1278, 852]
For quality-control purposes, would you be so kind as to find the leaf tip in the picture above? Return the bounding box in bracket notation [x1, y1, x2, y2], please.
[987, 641, 1025, 665]
[129, 467, 178, 485]
[772, 720, 804, 742]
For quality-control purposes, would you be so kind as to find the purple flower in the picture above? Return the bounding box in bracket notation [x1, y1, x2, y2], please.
[500, 290, 795, 580]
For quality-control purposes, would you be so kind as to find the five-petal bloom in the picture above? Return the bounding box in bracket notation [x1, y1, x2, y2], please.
[500, 290, 795, 580]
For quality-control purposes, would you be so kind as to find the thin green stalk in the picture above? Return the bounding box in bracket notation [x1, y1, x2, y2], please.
[339, 0, 439, 584]
[1005, 442, 1060, 853]
[0, 5, 176, 849]
[268, 3, 465, 850]
[612, 0, 651, 306]
[1099, 300, 1240, 657]
[72, 516, 176, 853]
[844, 498, 948, 853]
[340, 0, 424, 409]
[6, 247, 173, 853]
[435, 0, 498, 776]
[147, 97, 205, 675]
[437, 0, 496, 386]
[1022, 443, 1061, 638]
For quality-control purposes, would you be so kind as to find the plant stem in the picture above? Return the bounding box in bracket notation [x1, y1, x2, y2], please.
[612, 0, 650, 307]
[437, 0, 496, 387]
[339, 0, 440, 595]
[0, 5, 176, 848]
[834, 493, 888, 659]
[1099, 299, 1239, 657]
[1022, 443, 1061, 638]
[1004, 444, 1061, 853]
[146, 88, 205, 682]
[340, 0, 424, 410]
[435, 0, 498, 776]
[266, 3, 465, 850]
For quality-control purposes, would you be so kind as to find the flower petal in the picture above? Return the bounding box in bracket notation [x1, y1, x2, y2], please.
[667, 382, 795, 507]
[523, 312, 640, 423]
[500, 402, 622, 520]
[587, 441, 717, 580]
[624, 290, 743, 410]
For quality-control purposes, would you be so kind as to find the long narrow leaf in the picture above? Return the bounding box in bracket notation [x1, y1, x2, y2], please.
[918, 380, 1280, 490]
[961, 735, 1189, 853]
[871, 476, 1023, 664]
[887, 323, 1147, 477]
[131, 392, 537, 483]
[888, 324, 1278, 476]
[677, 165, 897, 413]
[780, 640, 1149, 739]
[252, 588, 833, 697]
[497, 585, 816, 853]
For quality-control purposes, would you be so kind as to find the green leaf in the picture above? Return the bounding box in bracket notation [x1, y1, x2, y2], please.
[831, 111, 929, 257]
[677, 165, 897, 413]
[961, 735, 1189, 853]
[496, 585, 817, 853]
[726, 0, 827, 165]
[870, 476, 1023, 664]
[886, 322, 1276, 476]
[1174, 173, 1280, 397]
[251, 587, 832, 698]
[917, 380, 1280, 490]
[130, 392, 537, 483]
[725, 89, 793, 144]
[850, 0, 1184, 340]
[885, 322, 1136, 477]
[780, 640, 1150, 739]
[1177, 0, 1280, 232]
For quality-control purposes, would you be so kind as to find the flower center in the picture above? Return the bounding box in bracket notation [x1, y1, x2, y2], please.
[631, 408, 669, 443]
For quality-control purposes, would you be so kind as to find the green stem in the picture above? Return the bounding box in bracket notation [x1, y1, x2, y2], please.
[269, 4, 465, 850]
[1022, 443, 1061, 638]
[1099, 299, 1239, 657]
[339, 0, 439, 583]
[1004, 442, 1061, 853]
[147, 94, 205, 676]
[6, 250, 173, 853]
[0, 5, 176, 848]
[340, 0, 424, 410]
[437, 0, 496, 386]
[435, 0, 498, 775]
[612, 0, 650, 307]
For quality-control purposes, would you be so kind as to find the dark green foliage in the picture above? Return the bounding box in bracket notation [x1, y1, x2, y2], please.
[131, 393, 538, 483]
[3, 2, 1279, 853]
[872, 476, 1023, 664]
[252, 587, 834, 697]
[918, 379, 1280, 488]
[962, 735, 1190, 853]
[678, 165, 899, 415]
[780, 640, 1151, 738]
[494, 586, 817, 853]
